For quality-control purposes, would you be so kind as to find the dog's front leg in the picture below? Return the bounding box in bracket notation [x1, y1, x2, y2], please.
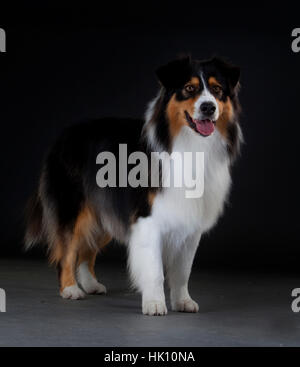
[166, 231, 201, 313]
[128, 217, 167, 316]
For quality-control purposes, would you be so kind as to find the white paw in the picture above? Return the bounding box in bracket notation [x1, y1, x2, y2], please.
[77, 262, 107, 295]
[81, 279, 107, 295]
[60, 285, 86, 300]
[172, 298, 199, 313]
[143, 301, 168, 316]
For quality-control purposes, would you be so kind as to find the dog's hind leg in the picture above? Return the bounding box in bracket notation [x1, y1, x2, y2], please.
[49, 236, 84, 299]
[57, 233, 86, 300]
[76, 233, 111, 295]
[54, 204, 98, 300]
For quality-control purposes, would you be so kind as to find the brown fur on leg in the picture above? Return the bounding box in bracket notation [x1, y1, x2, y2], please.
[59, 235, 80, 291]
[54, 204, 97, 298]
[59, 204, 97, 291]
[56, 232, 86, 299]
[48, 203, 111, 298]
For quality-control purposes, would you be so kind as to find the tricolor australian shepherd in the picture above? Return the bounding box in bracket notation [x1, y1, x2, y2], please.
[25, 56, 242, 315]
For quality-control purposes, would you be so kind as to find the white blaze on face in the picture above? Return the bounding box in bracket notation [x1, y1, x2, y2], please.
[193, 74, 219, 122]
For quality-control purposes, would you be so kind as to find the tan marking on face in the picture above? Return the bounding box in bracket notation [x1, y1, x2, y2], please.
[166, 77, 200, 137]
[216, 97, 234, 138]
[208, 76, 222, 88]
[187, 77, 200, 86]
[208, 77, 234, 139]
[167, 95, 192, 137]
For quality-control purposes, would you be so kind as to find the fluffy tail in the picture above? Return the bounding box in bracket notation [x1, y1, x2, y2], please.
[24, 192, 44, 250]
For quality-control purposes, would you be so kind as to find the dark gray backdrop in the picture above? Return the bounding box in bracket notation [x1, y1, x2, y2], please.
[0, 4, 299, 268]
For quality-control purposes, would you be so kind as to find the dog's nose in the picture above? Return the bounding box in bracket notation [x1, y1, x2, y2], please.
[200, 102, 216, 117]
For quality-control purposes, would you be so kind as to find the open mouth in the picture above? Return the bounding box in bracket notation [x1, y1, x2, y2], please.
[185, 111, 215, 137]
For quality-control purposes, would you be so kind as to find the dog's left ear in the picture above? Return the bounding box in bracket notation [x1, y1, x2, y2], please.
[156, 56, 192, 89]
[212, 57, 240, 90]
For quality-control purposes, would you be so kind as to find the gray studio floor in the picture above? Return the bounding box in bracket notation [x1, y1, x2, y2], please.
[0, 258, 300, 347]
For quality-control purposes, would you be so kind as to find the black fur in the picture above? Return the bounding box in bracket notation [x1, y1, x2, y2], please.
[48, 119, 156, 238]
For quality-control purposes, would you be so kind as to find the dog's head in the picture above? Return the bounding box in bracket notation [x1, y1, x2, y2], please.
[156, 56, 240, 139]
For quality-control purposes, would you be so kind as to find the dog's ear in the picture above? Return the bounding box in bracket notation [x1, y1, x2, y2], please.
[212, 57, 240, 90]
[156, 56, 192, 89]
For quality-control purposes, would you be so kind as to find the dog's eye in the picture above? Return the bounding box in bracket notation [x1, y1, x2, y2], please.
[185, 85, 196, 93]
[211, 85, 222, 94]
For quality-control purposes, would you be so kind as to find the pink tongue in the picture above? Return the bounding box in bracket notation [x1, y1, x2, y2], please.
[194, 119, 214, 136]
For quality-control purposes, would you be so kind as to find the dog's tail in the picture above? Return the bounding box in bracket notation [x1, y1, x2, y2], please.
[24, 192, 44, 250]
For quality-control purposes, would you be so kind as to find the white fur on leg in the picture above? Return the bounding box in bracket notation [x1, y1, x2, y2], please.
[77, 261, 106, 294]
[60, 284, 86, 300]
[142, 300, 168, 316]
[129, 217, 167, 316]
[166, 231, 201, 313]
[172, 297, 199, 313]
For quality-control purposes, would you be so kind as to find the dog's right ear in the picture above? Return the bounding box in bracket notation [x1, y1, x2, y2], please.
[155, 56, 192, 89]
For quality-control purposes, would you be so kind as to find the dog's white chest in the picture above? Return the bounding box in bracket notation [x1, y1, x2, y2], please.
[151, 127, 231, 243]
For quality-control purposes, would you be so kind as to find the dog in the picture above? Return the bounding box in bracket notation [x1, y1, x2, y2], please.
[25, 56, 242, 315]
